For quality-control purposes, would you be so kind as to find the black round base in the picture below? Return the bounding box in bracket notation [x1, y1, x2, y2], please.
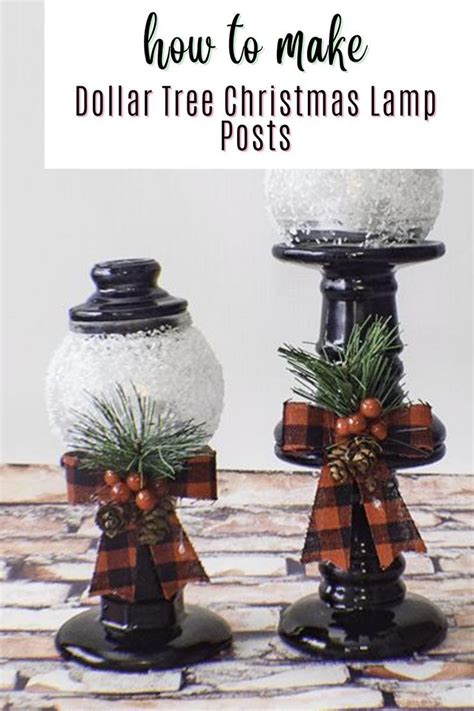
[56, 605, 232, 670]
[279, 593, 447, 660]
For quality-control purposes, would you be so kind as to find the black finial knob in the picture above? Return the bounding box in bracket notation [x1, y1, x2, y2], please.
[69, 258, 188, 334]
[91, 258, 161, 292]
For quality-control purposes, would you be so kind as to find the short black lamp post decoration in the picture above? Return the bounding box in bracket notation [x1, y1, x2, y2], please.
[267, 169, 447, 659]
[46, 258, 232, 669]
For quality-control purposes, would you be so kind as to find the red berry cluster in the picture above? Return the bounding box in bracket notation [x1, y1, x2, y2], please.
[104, 470, 157, 511]
[334, 397, 388, 441]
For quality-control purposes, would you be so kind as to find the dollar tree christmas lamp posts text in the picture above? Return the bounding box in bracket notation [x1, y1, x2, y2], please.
[75, 84, 437, 152]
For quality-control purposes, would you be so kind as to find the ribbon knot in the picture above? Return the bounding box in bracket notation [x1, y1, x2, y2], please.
[281, 402, 433, 571]
[62, 449, 216, 602]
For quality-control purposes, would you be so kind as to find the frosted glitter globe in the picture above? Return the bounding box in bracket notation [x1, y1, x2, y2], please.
[46, 259, 224, 444]
[265, 169, 443, 246]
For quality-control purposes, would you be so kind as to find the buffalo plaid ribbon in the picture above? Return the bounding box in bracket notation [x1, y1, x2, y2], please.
[281, 402, 434, 571]
[61, 449, 216, 602]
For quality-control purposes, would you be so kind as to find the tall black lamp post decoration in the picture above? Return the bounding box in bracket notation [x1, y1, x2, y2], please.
[46, 258, 232, 669]
[267, 170, 447, 659]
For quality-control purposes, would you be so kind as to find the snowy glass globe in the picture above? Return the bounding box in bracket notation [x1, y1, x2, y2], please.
[46, 259, 224, 444]
[265, 169, 443, 246]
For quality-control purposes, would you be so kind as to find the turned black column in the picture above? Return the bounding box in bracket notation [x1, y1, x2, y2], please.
[318, 264, 401, 350]
[273, 239, 447, 659]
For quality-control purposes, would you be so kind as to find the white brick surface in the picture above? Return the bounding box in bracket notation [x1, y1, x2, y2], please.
[0, 665, 18, 690]
[0, 606, 79, 631]
[215, 664, 349, 690]
[1, 581, 70, 607]
[26, 668, 182, 694]
[0, 466, 472, 709]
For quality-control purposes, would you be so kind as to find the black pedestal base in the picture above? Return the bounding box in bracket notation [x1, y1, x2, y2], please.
[56, 605, 232, 670]
[279, 592, 447, 660]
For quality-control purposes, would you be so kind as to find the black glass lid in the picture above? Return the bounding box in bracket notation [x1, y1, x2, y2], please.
[69, 259, 189, 335]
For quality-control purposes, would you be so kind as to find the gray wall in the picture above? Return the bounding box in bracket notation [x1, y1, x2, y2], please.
[1, 3, 473, 472]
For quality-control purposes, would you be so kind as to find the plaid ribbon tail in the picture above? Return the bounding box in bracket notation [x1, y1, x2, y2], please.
[302, 463, 427, 573]
[150, 511, 209, 601]
[301, 465, 353, 570]
[357, 463, 427, 570]
[89, 528, 138, 601]
[89, 514, 210, 602]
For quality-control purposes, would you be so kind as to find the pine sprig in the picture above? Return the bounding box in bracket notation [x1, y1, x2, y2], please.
[279, 317, 408, 417]
[68, 384, 209, 481]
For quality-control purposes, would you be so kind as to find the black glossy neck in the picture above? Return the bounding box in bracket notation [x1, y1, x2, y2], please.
[317, 262, 402, 355]
[272, 242, 445, 356]
[317, 261, 405, 414]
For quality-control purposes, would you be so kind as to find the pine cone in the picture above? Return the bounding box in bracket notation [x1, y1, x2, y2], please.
[347, 436, 381, 476]
[327, 440, 352, 483]
[328, 459, 351, 483]
[329, 443, 350, 460]
[326, 435, 382, 483]
[96, 502, 130, 538]
[137, 496, 174, 545]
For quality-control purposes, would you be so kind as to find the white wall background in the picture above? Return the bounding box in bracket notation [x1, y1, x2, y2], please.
[1, 3, 473, 472]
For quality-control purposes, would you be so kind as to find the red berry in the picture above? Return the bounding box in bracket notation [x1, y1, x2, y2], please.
[126, 472, 143, 492]
[135, 489, 157, 511]
[335, 418, 351, 438]
[370, 421, 388, 441]
[110, 481, 132, 503]
[348, 413, 368, 434]
[360, 398, 383, 419]
[104, 470, 120, 487]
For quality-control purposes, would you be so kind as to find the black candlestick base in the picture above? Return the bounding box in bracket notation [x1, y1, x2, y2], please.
[273, 238, 448, 660]
[279, 592, 447, 660]
[56, 547, 231, 670]
[278, 504, 447, 659]
[56, 604, 232, 670]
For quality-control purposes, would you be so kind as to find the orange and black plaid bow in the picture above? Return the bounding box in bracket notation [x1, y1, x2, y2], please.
[281, 402, 434, 571]
[61, 450, 216, 602]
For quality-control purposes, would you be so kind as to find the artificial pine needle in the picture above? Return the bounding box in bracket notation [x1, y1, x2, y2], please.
[68, 384, 208, 480]
[279, 317, 407, 416]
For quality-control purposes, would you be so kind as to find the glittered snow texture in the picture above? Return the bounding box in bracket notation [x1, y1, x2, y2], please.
[46, 325, 224, 445]
[265, 169, 443, 246]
